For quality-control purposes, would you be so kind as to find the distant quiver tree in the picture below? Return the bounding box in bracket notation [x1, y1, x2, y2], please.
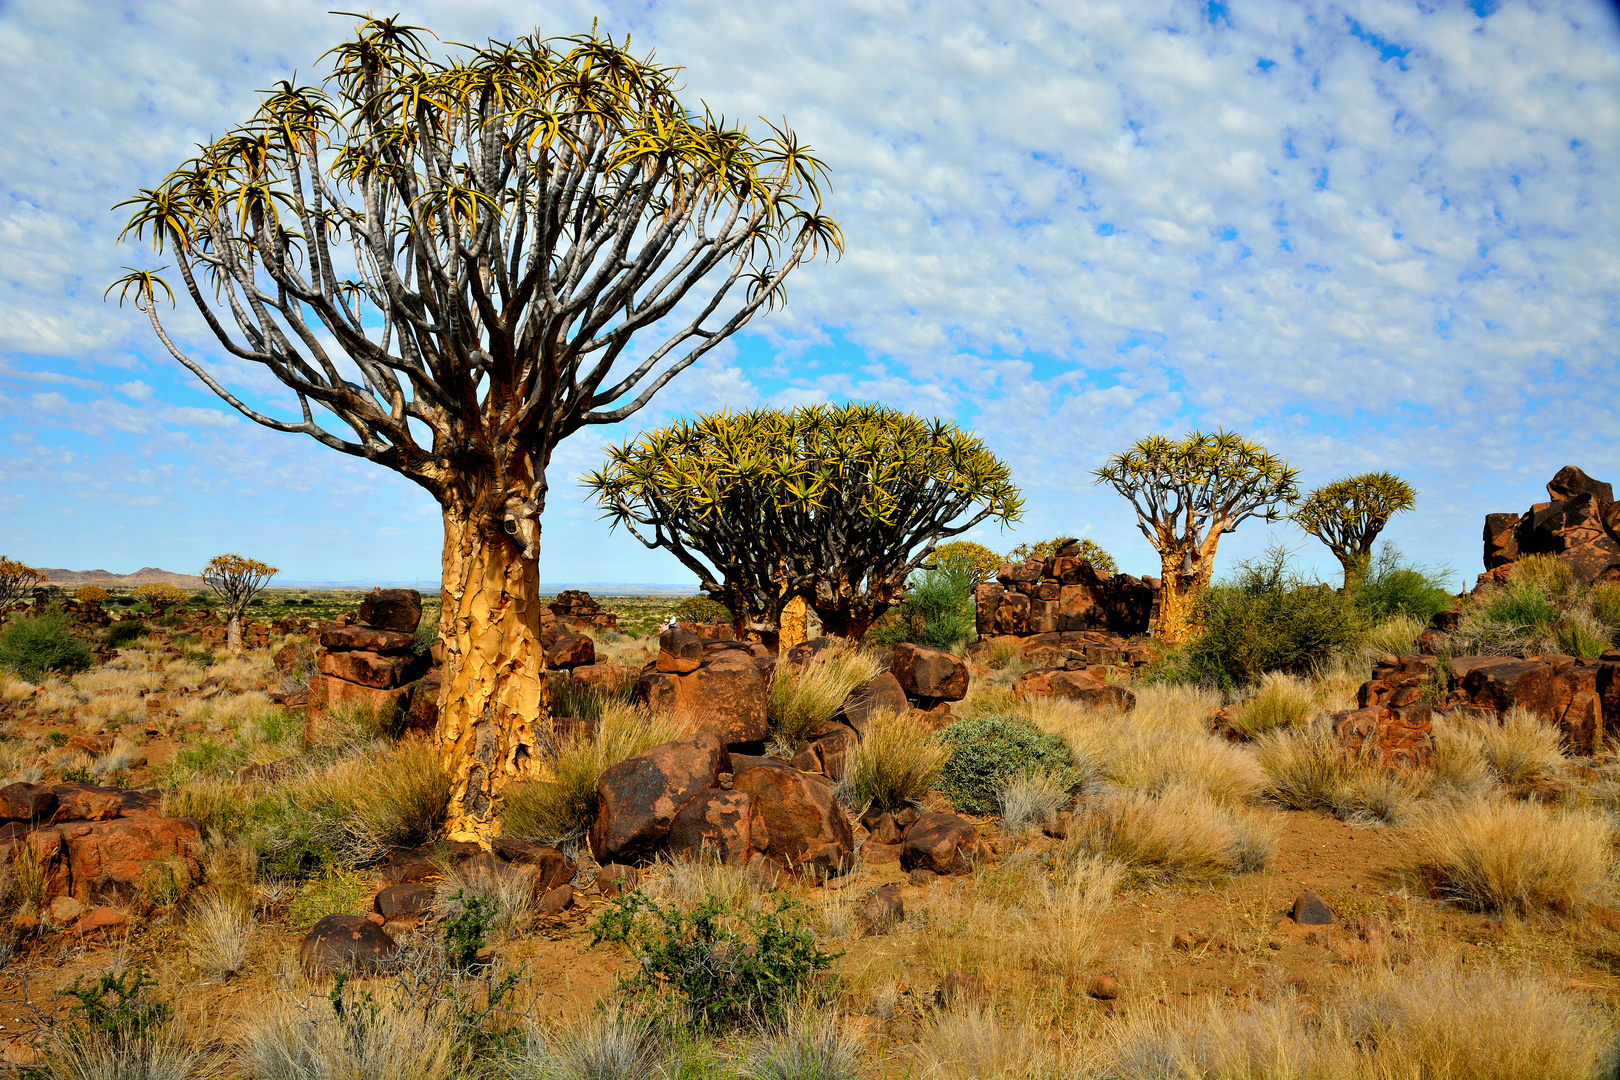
[132, 582, 187, 618]
[74, 586, 111, 605]
[1006, 536, 1118, 575]
[930, 542, 1003, 586]
[201, 554, 279, 651]
[0, 558, 45, 617]
[1094, 431, 1298, 643]
[586, 404, 1022, 640]
[111, 17, 839, 842]
[1291, 472, 1417, 588]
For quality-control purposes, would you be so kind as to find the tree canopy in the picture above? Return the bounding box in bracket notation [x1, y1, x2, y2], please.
[1006, 536, 1117, 576]
[931, 541, 1003, 586]
[586, 403, 1022, 639]
[0, 558, 44, 615]
[202, 554, 280, 650]
[1292, 472, 1417, 587]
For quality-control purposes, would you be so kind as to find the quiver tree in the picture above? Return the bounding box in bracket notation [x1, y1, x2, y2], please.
[132, 582, 187, 618]
[586, 403, 1022, 641]
[930, 542, 1003, 586]
[0, 558, 45, 617]
[111, 17, 838, 842]
[201, 554, 279, 651]
[1006, 536, 1117, 575]
[74, 586, 111, 605]
[1292, 472, 1417, 588]
[1094, 431, 1298, 643]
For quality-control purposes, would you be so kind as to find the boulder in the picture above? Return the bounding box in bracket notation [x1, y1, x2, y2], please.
[974, 583, 1005, 637]
[809, 726, 858, 781]
[541, 628, 595, 670]
[357, 588, 422, 634]
[596, 864, 638, 898]
[374, 882, 435, 920]
[1312, 705, 1432, 770]
[1012, 668, 1136, 711]
[537, 883, 574, 915]
[0, 783, 56, 823]
[841, 671, 909, 736]
[306, 675, 412, 728]
[589, 732, 730, 864]
[900, 812, 981, 875]
[318, 648, 426, 690]
[51, 784, 125, 823]
[318, 624, 416, 653]
[860, 884, 904, 935]
[889, 643, 969, 702]
[636, 653, 770, 745]
[729, 755, 855, 876]
[1291, 891, 1335, 926]
[490, 839, 576, 891]
[65, 814, 202, 903]
[300, 914, 400, 974]
[1548, 465, 1614, 504]
[657, 627, 705, 673]
[570, 663, 633, 696]
[402, 667, 442, 736]
[666, 789, 771, 865]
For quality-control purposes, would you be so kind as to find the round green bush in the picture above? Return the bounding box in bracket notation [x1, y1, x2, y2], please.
[673, 595, 732, 624]
[104, 620, 149, 649]
[0, 613, 94, 679]
[935, 715, 1079, 815]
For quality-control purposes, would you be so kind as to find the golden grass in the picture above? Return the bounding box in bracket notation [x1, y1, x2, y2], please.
[1226, 671, 1316, 737]
[0, 742, 43, 785]
[238, 990, 461, 1080]
[1408, 797, 1611, 916]
[644, 855, 766, 917]
[985, 638, 1021, 670]
[844, 709, 948, 812]
[0, 673, 35, 702]
[995, 769, 1070, 833]
[1450, 706, 1567, 787]
[1065, 786, 1280, 883]
[917, 1005, 1053, 1080]
[184, 892, 254, 982]
[502, 702, 688, 843]
[769, 644, 881, 743]
[1362, 612, 1427, 656]
[1253, 726, 1422, 824]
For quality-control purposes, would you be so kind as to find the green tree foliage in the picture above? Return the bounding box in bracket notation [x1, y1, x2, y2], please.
[867, 566, 977, 650]
[1006, 536, 1118, 575]
[931, 541, 1003, 585]
[131, 582, 186, 617]
[1173, 547, 1363, 689]
[0, 613, 94, 679]
[672, 596, 732, 625]
[1293, 472, 1418, 587]
[1095, 431, 1299, 643]
[586, 404, 1022, 640]
[1352, 544, 1455, 622]
[936, 715, 1080, 815]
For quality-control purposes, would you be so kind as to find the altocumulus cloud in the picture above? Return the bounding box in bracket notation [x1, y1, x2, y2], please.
[0, 0, 1616, 584]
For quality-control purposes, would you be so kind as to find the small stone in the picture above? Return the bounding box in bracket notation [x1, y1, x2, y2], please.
[1291, 891, 1335, 926]
[366, 912, 387, 926]
[908, 867, 938, 887]
[1085, 974, 1118, 1000]
[938, 970, 983, 1006]
[1172, 932, 1195, 951]
[374, 882, 435, 920]
[46, 896, 83, 927]
[860, 885, 904, 936]
[597, 863, 638, 898]
[75, 907, 127, 937]
[537, 884, 574, 915]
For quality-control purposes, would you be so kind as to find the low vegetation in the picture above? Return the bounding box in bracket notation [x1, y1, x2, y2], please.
[935, 715, 1079, 815]
[844, 710, 948, 812]
[768, 645, 881, 744]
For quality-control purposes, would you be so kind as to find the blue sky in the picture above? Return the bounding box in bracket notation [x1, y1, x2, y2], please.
[1, 0, 1617, 588]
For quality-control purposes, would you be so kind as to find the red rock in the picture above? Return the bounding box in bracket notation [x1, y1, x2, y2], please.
[66, 734, 113, 757]
[862, 810, 901, 845]
[76, 907, 128, 937]
[666, 789, 771, 865]
[50, 784, 124, 823]
[993, 592, 1030, 635]
[1013, 668, 1135, 711]
[0, 783, 57, 822]
[589, 732, 730, 864]
[64, 814, 202, 903]
[810, 726, 858, 781]
[860, 884, 904, 935]
[596, 863, 638, 897]
[730, 756, 855, 876]
[860, 841, 902, 865]
[659, 627, 704, 664]
[317, 624, 416, 653]
[1548, 466, 1614, 504]
[490, 839, 576, 891]
[1085, 974, 1118, 1000]
[318, 648, 425, 690]
[900, 812, 982, 875]
[842, 672, 909, 736]
[889, 643, 969, 702]
[374, 882, 435, 920]
[305, 675, 411, 729]
[636, 653, 769, 745]
[357, 588, 422, 634]
[537, 883, 574, 915]
[46, 895, 83, 927]
[541, 628, 595, 670]
[299, 914, 400, 973]
[401, 667, 441, 736]
[974, 584, 1004, 636]
[1313, 705, 1432, 770]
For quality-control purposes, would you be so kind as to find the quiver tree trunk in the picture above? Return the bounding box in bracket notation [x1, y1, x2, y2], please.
[435, 506, 546, 844]
[1154, 545, 1219, 645]
[227, 612, 242, 653]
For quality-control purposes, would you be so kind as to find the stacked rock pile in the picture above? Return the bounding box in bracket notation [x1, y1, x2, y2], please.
[1483, 465, 1620, 587]
[306, 588, 433, 730]
[974, 544, 1160, 638]
[547, 589, 618, 632]
[635, 627, 774, 745]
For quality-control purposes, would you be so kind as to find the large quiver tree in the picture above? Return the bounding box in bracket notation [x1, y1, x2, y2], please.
[1094, 431, 1298, 643]
[112, 18, 838, 842]
[1291, 472, 1417, 588]
[586, 404, 1022, 641]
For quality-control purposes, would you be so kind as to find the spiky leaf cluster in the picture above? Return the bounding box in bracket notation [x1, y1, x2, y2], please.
[74, 586, 111, 604]
[931, 542, 1004, 586]
[1094, 431, 1299, 564]
[0, 558, 46, 614]
[585, 404, 1022, 635]
[112, 16, 839, 516]
[1292, 472, 1417, 583]
[132, 583, 188, 615]
[1006, 537, 1118, 576]
[201, 554, 280, 613]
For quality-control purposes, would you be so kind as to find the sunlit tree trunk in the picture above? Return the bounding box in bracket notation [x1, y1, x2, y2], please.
[435, 503, 546, 844]
[227, 612, 242, 652]
[1154, 536, 1222, 645]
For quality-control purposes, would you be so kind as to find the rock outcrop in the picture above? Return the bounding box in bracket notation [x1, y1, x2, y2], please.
[546, 590, 619, 633]
[974, 544, 1159, 637]
[1482, 466, 1620, 587]
[306, 589, 432, 732]
[634, 629, 772, 745]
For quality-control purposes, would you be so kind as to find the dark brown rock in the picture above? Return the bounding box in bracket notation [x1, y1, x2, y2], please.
[589, 732, 730, 864]
[300, 914, 400, 973]
[730, 755, 855, 876]
[402, 667, 442, 736]
[490, 839, 576, 891]
[636, 653, 770, 745]
[50, 784, 124, 823]
[542, 628, 596, 670]
[317, 648, 426, 690]
[659, 627, 705, 663]
[908, 867, 938, 887]
[1291, 891, 1335, 926]
[860, 884, 904, 935]
[318, 624, 417, 654]
[1312, 706, 1432, 770]
[889, 643, 969, 702]
[537, 883, 574, 915]
[900, 812, 982, 875]
[1548, 466, 1614, 505]
[667, 789, 771, 865]
[357, 588, 422, 634]
[64, 814, 202, 903]
[0, 783, 56, 823]
[596, 863, 638, 897]
[842, 671, 910, 736]
[810, 725, 858, 781]
[1085, 974, 1118, 1000]
[374, 882, 435, 920]
[862, 811, 901, 845]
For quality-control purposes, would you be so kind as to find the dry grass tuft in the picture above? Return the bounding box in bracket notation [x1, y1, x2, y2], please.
[502, 702, 688, 843]
[995, 769, 1070, 833]
[1226, 672, 1316, 737]
[746, 1007, 864, 1080]
[1408, 797, 1611, 916]
[769, 645, 881, 744]
[435, 858, 538, 943]
[0, 673, 36, 701]
[984, 638, 1021, 670]
[1066, 787, 1279, 882]
[1254, 726, 1419, 824]
[843, 709, 948, 813]
[513, 1009, 662, 1080]
[238, 991, 460, 1080]
[1449, 707, 1567, 787]
[916, 1005, 1052, 1080]
[644, 854, 765, 917]
[1362, 612, 1427, 656]
[184, 892, 254, 982]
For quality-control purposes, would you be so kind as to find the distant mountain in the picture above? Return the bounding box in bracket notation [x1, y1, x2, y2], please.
[41, 567, 205, 589]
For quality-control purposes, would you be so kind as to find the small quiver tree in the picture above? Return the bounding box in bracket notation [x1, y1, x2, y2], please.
[931, 541, 1003, 586]
[1006, 536, 1118, 575]
[0, 558, 45, 620]
[1094, 431, 1298, 644]
[1292, 472, 1417, 589]
[200, 555, 279, 651]
[111, 18, 838, 842]
[132, 583, 188, 620]
[74, 586, 110, 606]
[586, 404, 1022, 641]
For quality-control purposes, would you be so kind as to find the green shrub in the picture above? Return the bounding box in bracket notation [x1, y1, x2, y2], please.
[867, 567, 975, 650]
[1179, 548, 1363, 689]
[1350, 544, 1456, 622]
[0, 614, 93, 680]
[444, 888, 494, 971]
[936, 715, 1080, 814]
[591, 892, 838, 1027]
[1589, 583, 1620, 630]
[104, 621, 148, 649]
[674, 595, 732, 624]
